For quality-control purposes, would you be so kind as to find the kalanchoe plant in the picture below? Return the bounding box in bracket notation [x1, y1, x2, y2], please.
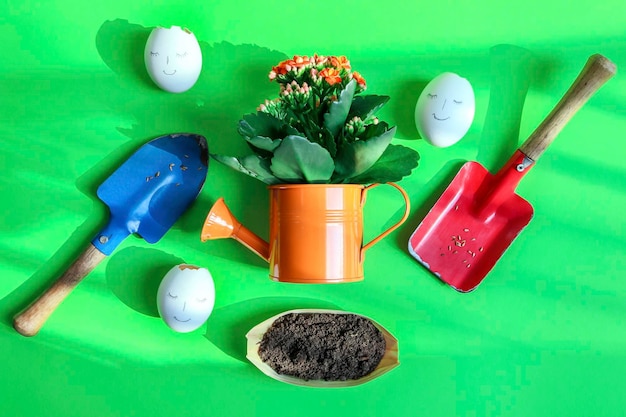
[212, 54, 420, 184]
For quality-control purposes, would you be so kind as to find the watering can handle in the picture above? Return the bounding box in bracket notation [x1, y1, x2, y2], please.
[361, 182, 410, 255]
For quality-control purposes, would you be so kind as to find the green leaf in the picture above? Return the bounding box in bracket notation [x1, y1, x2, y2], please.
[323, 79, 356, 137]
[270, 135, 335, 183]
[246, 136, 282, 153]
[343, 144, 420, 184]
[334, 126, 397, 178]
[211, 154, 281, 184]
[320, 127, 337, 157]
[238, 112, 298, 140]
[347, 95, 390, 120]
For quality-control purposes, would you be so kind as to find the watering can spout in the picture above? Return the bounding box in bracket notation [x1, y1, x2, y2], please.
[201, 197, 270, 262]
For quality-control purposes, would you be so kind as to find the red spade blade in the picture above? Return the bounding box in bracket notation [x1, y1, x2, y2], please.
[408, 153, 534, 292]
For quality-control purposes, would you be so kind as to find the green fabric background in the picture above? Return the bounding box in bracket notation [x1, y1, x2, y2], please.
[1, 1, 625, 416]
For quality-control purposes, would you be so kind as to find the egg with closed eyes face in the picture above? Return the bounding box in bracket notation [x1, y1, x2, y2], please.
[144, 26, 202, 93]
[157, 264, 215, 333]
[415, 72, 475, 147]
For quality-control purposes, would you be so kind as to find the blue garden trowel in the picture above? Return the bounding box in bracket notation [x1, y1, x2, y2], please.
[14, 133, 208, 336]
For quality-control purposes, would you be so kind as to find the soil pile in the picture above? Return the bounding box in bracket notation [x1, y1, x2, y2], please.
[258, 312, 385, 381]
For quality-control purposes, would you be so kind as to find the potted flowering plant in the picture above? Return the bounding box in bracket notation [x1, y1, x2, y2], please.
[212, 54, 419, 184]
[202, 55, 417, 284]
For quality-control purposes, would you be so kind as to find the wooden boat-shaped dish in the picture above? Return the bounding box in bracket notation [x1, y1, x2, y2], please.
[246, 309, 400, 387]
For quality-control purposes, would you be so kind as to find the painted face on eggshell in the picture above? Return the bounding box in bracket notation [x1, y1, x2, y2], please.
[157, 264, 215, 333]
[415, 72, 475, 148]
[144, 26, 202, 93]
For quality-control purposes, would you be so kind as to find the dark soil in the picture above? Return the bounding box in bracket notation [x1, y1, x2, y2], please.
[258, 312, 386, 381]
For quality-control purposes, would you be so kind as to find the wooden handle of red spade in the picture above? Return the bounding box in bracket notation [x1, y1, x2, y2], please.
[13, 244, 107, 337]
[520, 54, 616, 161]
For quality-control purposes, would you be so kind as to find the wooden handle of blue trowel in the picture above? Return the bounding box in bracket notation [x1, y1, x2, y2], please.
[520, 54, 616, 161]
[13, 244, 107, 337]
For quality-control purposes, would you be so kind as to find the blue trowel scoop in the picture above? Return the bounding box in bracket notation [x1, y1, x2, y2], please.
[14, 133, 208, 336]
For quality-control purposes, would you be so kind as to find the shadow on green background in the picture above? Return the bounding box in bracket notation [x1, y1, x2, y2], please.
[391, 78, 429, 140]
[477, 44, 536, 172]
[106, 247, 185, 317]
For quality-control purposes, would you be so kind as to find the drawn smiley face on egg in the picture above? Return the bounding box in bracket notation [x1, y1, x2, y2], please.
[144, 26, 202, 93]
[157, 264, 215, 333]
[415, 72, 475, 148]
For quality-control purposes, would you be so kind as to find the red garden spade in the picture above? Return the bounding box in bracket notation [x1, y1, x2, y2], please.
[408, 54, 616, 292]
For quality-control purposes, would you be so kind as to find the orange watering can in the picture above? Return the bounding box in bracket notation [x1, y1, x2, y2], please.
[201, 183, 410, 283]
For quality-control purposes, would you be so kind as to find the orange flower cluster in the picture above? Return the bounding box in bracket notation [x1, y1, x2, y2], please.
[269, 55, 312, 78]
[319, 67, 342, 85]
[330, 55, 351, 70]
[268, 54, 366, 89]
[351, 71, 366, 88]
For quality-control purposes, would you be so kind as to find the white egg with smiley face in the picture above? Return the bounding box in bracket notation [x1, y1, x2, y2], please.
[157, 264, 215, 333]
[144, 26, 202, 93]
[415, 72, 475, 148]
